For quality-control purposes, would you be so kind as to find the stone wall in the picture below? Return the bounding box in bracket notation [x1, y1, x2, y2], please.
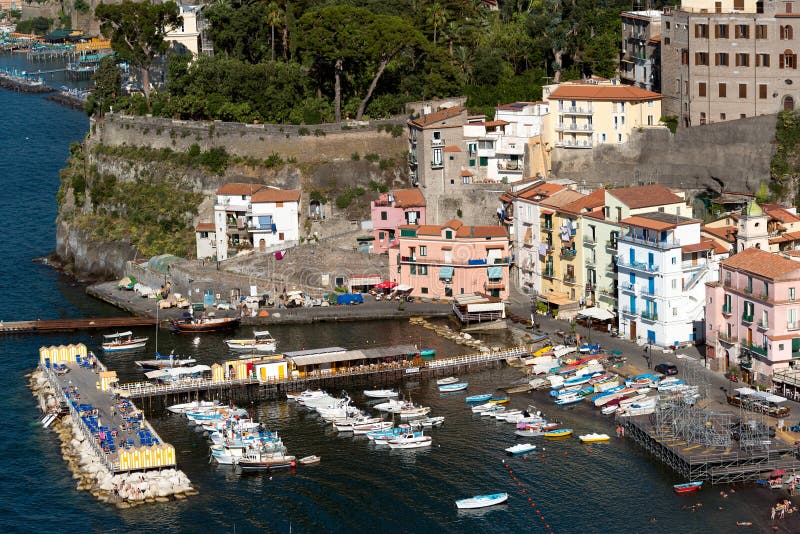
[426, 183, 506, 226]
[93, 114, 407, 163]
[550, 114, 777, 195]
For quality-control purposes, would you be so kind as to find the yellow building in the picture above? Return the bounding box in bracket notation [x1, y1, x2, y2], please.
[542, 78, 662, 149]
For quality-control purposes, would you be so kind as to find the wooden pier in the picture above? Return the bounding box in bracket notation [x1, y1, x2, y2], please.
[112, 347, 530, 409]
[1, 316, 157, 335]
[624, 414, 800, 484]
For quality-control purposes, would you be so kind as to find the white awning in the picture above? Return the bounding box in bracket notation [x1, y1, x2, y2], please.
[145, 365, 211, 379]
[394, 284, 413, 292]
[578, 306, 615, 321]
[103, 331, 133, 338]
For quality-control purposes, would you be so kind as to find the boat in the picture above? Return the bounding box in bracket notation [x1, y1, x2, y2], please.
[352, 421, 394, 435]
[673, 481, 703, 494]
[505, 443, 536, 455]
[439, 382, 469, 392]
[411, 416, 445, 427]
[135, 352, 197, 370]
[437, 376, 460, 386]
[101, 331, 148, 352]
[167, 400, 220, 414]
[419, 349, 436, 359]
[578, 433, 611, 443]
[455, 492, 509, 510]
[488, 397, 510, 405]
[286, 389, 326, 402]
[171, 315, 240, 333]
[466, 393, 493, 403]
[544, 428, 573, 438]
[373, 399, 431, 419]
[387, 432, 432, 449]
[224, 330, 277, 352]
[237, 451, 297, 470]
[363, 389, 399, 398]
[554, 393, 584, 406]
[298, 455, 320, 465]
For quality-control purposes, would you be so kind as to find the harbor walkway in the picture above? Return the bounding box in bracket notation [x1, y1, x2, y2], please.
[1, 316, 156, 335]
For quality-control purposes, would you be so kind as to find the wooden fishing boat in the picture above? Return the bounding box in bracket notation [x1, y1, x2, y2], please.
[437, 376, 460, 386]
[224, 330, 277, 352]
[101, 331, 148, 352]
[171, 316, 240, 333]
[673, 481, 703, 494]
[237, 451, 296, 470]
[455, 492, 508, 509]
[488, 397, 510, 405]
[544, 428, 573, 438]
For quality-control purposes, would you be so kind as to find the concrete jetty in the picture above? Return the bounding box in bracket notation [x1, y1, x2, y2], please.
[32, 344, 196, 507]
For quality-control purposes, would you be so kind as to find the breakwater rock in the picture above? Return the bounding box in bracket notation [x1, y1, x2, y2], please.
[0, 73, 54, 93]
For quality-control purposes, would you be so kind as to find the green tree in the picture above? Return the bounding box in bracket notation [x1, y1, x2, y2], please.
[95, 0, 181, 102]
[426, 2, 447, 46]
[86, 56, 122, 116]
[265, 1, 283, 62]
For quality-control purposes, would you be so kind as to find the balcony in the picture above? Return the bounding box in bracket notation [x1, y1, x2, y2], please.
[542, 222, 554, 232]
[555, 123, 594, 133]
[718, 331, 738, 344]
[431, 138, 444, 146]
[788, 322, 800, 331]
[605, 240, 617, 251]
[543, 269, 556, 280]
[539, 246, 554, 256]
[744, 343, 768, 357]
[758, 319, 769, 330]
[560, 248, 577, 259]
[641, 310, 658, 322]
[742, 313, 754, 324]
[486, 280, 505, 289]
[585, 256, 596, 267]
[605, 262, 617, 273]
[722, 304, 732, 316]
[497, 161, 523, 173]
[431, 161, 443, 169]
[598, 286, 616, 297]
[555, 139, 593, 149]
[621, 307, 638, 317]
[583, 235, 596, 245]
[560, 106, 593, 115]
[563, 275, 577, 285]
[619, 233, 681, 250]
[617, 259, 659, 273]
[681, 261, 704, 271]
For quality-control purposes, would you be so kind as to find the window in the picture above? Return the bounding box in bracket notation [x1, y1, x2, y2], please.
[479, 157, 488, 166]
[721, 113, 727, 120]
[739, 84, 747, 98]
[762, 310, 769, 327]
[759, 84, 768, 99]
[673, 308, 678, 316]
[716, 52, 729, 66]
[199, 231, 209, 239]
[647, 115, 653, 126]
[695, 52, 709, 66]
[699, 82, 707, 97]
[467, 142, 477, 155]
[419, 265, 428, 275]
[419, 245, 427, 257]
[432, 147, 443, 168]
[789, 2, 794, 14]
[733, 0, 744, 9]
[462, 174, 470, 185]
[410, 264, 416, 275]
[735, 53, 750, 67]
[781, 49, 798, 69]
[735, 24, 749, 39]
[433, 131, 441, 141]
[445, 230, 453, 239]
[421, 287, 428, 294]
[380, 211, 388, 221]
[695, 23, 708, 38]
[746, 276, 753, 292]
[672, 279, 677, 289]
[756, 53, 770, 67]
[756, 25, 768, 39]
[617, 133, 622, 143]
[791, 288, 796, 301]
[681, 49, 689, 65]
[715, 24, 729, 39]
[764, 282, 769, 298]
[782, 25, 795, 40]
[790, 308, 798, 329]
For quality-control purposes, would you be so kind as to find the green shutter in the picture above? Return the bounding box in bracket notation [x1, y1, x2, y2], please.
[793, 338, 800, 353]
[400, 228, 417, 237]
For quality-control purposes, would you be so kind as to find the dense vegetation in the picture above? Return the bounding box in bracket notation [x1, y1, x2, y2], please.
[770, 110, 800, 205]
[97, 0, 668, 123]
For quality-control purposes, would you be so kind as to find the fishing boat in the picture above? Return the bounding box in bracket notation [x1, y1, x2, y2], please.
[224, 330, 277, 352]
[167, 400, 220, 414]
[455, 492, 508, 509]
[466, 393, 493, 403]
[373, 399, 431, 419]
[578, 433, 611, 443]
[333, 417, 382, 432]
[410, 416, 445, 428]
[554, 393, 584, 406]
[471, 402, 496, 413]
[363, 389, 399, 398]
[544, 428, 573, 438]
[237, 450, 296, 470]
[387, 431, 432, 449]
[352, 421, 394, 435]
[171, 315, 240, 333]
[419, 349, 436, 359]
[298, 455, 320, 465]
[437, 376, 460, 386]
[286, 389, 326, 402]
[488, 397, 510, 405]
[673, 481, 703, 494]
[439, 382, 469, 392]
[504, 443, 536, 455]
[101, 331, 148, 352]
[135, 352, 197, 370]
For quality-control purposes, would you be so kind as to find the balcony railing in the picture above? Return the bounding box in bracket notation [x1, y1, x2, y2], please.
[431, 138, 444, 146]
[606, 240, 617, 251]
[718, 331, 738, 343]
[788, 322, 800, 331]
[543, 269, 556, 279]
[598, 287, 616, 297]
[400, 257, 509, 266]
[583, 235, 596, 245]
[555, 123, 594, 133]
[585, 256, 595, 266]
[744, 343, 768, 357]
[621, 307, 637, 316]
[431, 161, 444, 169]
[556, 139, 593, 149]
[722, 305, 732, 315]
[563, 275, 577, 285]
[542, 222, 554, 231]
[605, 262, 617, 273]
[486, 280, 505, 289]
[619, 233, 681, 250]
[641, 310, 658, 321]
[560, 249, 577, 259]
[560, 106, 593, 115]
[742, 313, 754, 323]
[617, 259, 659, 273]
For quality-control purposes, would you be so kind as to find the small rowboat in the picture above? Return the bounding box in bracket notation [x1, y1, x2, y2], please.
[101, 331, 148, 352]
[298, 455, 320, 465]
[419, 349, 436, 359]
[488, 397, 510, 405]
[505, 443, 536, 455]
[437, 376, 459, 385]
[224, 330, 277, 352]
[578, 433, 611, 443]
[673, 481, 703, 494]
[455, 492, 508, 509]
[439, 382, 469, 392]
[466, 393, 493, 403]
[544, 428, 573, 438]
[364, 389, 399, 398]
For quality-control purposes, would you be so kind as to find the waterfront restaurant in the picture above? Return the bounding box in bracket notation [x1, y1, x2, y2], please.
[284, 345, 419, 377]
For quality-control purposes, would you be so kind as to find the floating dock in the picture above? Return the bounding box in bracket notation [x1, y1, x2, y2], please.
[1, 316, 157, 335]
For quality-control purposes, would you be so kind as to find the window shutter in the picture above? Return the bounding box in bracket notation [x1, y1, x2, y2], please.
[781, 54, 785, 69]
[695, 52, 701, 65]
[795, 54, 798, 69]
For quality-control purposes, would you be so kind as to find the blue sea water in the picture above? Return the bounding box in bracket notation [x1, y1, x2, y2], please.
[0, 56, 789, 533]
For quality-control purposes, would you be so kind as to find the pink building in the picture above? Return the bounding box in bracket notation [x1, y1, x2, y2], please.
[706, 248, 800, 383]
[389, 219, 509, 300]
[371, 189, 426, 254]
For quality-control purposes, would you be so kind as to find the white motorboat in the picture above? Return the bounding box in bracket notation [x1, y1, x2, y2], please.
[167, 400, 219, 414]
[286, 389, 326, 402]
[101, 331, 148, 352]
[333, 417, 382, 432]
[411, 416, 445, 427]
[455, 492, 508, 509]
[373, 399, 431, 419]
[352, 421, 393, 434]
[437, 377, 460, 386]
[363, 389, 399, 398]
[225, 330, 277, 353]
[298, 455, 320, 465]
[505, 443, 536, 455]
[387, 432, 432, 449]
[471, 403, 496, 413]
[578, 433, 611, 443]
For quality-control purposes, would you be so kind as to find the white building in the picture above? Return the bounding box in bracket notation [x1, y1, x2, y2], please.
[616, 212, 726, 347]
[166, 5, 202, 56]
[213, 183, 263, 261]
[195, 222, 216, 260]
[249, 188, 301, 252]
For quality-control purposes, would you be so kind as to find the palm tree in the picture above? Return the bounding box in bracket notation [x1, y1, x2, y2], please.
[426, 2, 447, 46]
[265, 1, 283, 61]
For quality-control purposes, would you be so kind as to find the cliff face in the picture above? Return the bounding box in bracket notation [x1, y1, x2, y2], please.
[55, 115, 409, 280]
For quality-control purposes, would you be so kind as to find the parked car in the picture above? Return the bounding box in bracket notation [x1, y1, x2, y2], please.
[654, 363, 678, 376]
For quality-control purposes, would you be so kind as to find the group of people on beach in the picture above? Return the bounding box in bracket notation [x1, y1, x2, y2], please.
[771, 499, 798, 521]
[615, 425, 625, 438]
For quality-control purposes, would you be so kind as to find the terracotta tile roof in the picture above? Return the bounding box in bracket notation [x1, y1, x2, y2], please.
[515, 182, 565, 202]
[763, 205, 800, 223]
[443, 145, 461, 152]
[649, 34, 661, 42]
[456, 225, 508, 238]
[721, 248, 800, 280]
[415, 224, 444, 236]
[195, 222, 215, 232]
[584, 208, 607, 221]
[495, 101, 546, 111]
[607, 185, 683, 209]
[443, 219, 464, 230]
[784, 250, 800, 257]
[409, 106, 467, 128]
[768, 231, 800, 245]
[397, 221, 507, 240]
[390, 188, 425, 208]
[681, 239, 723, 254]
[251, 189, 301, 203]
[621, 216, 676, 231]
[702, 225, 737, 243]
[559, 189, 605, 214]
[539, 189, 585, 208]
[473, 120, 510, 127]
[548, 84, 662, 102]
[216, 183, 264, 196]
[461, 170, 474, 177]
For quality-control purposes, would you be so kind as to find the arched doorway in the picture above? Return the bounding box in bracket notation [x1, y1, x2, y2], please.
[785, 95, 795, 111]
[259, 239, 266, 252]
[309, 200, 321, 219]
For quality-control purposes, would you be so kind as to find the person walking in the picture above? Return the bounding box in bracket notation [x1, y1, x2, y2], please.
[771, 505, 776, 521]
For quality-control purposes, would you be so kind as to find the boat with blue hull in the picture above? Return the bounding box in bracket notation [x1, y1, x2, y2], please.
[455, 493, 509, 509]
[466, 393, 493, 403]
[439, 382, 469, 392]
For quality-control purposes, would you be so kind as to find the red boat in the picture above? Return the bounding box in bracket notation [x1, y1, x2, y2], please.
[171, 316, 240, 333]
[673, 481, 703, 494]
